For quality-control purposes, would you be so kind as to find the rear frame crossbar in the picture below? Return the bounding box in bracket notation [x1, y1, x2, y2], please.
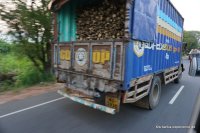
[57, 90, 116, 115]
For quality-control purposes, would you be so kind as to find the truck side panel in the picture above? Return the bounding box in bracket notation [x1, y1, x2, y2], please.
[123, 0, 184, 90]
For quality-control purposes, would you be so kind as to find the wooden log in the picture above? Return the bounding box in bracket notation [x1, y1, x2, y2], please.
[76, 0, 126, 41]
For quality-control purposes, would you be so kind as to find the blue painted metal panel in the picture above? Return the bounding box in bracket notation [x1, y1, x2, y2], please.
[123, 0, 184, 90]
[131, 0, 158, 42]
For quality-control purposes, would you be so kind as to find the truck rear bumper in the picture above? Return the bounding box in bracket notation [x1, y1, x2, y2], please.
[57, 90, 116, 115]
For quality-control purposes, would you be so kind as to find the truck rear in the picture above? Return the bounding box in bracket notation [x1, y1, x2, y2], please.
[49, 0, 184, 114]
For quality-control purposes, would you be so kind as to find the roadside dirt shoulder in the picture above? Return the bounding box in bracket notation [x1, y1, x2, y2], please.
[0, 83, 64, 105]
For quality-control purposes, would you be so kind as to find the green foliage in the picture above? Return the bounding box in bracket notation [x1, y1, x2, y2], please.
[0, 40, 55, 92]
[0, 0, 52, 73]
[183, 31, 200, 54]
[0, 53, 19, 73]
[193, 31, 200, 48]
[0, 40, 10, 54]
[0, 0, 55, 92]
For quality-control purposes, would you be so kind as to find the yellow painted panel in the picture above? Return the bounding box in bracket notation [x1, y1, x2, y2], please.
[105, 51, 110, 61]
[93, 51, 101, 63]
[66, 50, 71, 61]
[100, 50, 106, 64]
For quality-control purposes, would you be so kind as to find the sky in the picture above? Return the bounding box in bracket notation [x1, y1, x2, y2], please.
[0, 0, 200, 35]
[171, 0, 200, 31]
[0, 0, 40, 34]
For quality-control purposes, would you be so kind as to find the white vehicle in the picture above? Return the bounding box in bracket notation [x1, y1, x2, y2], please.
[189, 53, 200, 76]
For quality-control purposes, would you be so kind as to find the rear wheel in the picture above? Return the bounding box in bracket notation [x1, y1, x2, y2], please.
[148, 76, 162, 109]
[135, 76, 161, 110]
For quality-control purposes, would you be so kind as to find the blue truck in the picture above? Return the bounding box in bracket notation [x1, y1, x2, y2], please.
[49, 0, 184, 114]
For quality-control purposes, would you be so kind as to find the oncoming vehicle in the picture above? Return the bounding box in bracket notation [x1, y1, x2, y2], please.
[189, 51, 200, 76]
[197, 56, 200, 72]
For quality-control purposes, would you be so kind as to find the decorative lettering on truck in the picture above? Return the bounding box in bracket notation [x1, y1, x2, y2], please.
[60, 48, 111, 65]
[60, 50, 71, 61]
[93, 50, 110, 64]
[133, 41, 181, 58]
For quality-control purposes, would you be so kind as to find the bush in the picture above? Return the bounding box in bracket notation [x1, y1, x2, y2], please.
[0, 52, 55, 92]
[15, 67, 55, 87]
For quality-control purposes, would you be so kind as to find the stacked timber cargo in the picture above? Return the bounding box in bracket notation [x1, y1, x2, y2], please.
[76, 0, 126, 41]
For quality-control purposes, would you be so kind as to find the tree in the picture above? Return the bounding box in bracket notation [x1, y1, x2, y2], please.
[183, 31, 199, 54]
[0, 0, 52, 73]
[193, 31, 200, 48]
[0, 40, 10, 54]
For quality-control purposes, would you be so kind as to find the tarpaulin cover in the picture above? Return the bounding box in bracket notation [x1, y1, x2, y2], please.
[131, 0, 158, 42]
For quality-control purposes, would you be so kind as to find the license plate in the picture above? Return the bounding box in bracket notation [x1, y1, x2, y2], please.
[105, 95, 120, 112]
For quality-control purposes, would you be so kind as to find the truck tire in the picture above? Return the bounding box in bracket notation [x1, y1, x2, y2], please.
[174, 72, 182, 84]
[148, 76, 162, 109]
[134, 76, 161, 110]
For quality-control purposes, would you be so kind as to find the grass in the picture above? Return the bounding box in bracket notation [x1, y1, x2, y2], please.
[0, 52, 55, 92]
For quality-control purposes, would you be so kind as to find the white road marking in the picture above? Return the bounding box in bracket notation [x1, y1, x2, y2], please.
[169, 86, 185, 105]
[0, 97, 65, 119]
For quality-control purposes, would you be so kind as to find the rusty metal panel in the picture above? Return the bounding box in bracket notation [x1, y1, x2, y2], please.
[53, 44, 59, 67]
[91, 42, 113, 79]
[55, 41, 125, 81]
[53, 13, 58, 41]
[59, 45, 71, 69]
[113, 42, 124, 80]
[55, 41, 125, 93]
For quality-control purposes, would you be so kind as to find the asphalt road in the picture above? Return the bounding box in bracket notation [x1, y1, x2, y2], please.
[0, 60, 200, 133]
